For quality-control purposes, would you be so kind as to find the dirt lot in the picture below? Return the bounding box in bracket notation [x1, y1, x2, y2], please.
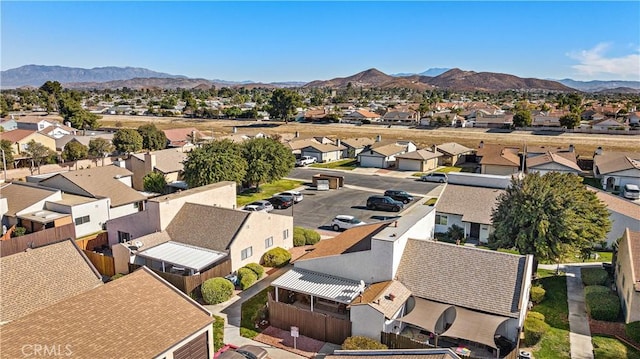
[100, 115, 639, 156]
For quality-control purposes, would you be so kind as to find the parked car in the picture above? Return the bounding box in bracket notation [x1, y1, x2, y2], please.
[244, 200, 274, 212]
[278, 190, 303, 203]
[217, 345, 269, 359]
[384, 189, 414, 204]
[296, 155, 317, 167]
[623, 184, 640, 200]
[366, 195, 404, 212]
[243, 205, 266, 212]
[330, 215, 367, 231]
[421, 172, 448, 183]
[268, 195, 293, 209]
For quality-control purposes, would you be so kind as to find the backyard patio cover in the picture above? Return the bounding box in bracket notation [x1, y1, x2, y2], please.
[270, 267, 362, 304]
[440, 306, 509, 349]
[397, 297, 453, 334]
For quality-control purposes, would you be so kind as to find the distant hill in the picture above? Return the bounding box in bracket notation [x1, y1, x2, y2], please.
[305, 68, 572, 92]
[556, 78, 640, 92]
[64, 77, 216, 90]
[392, 67, 451, 77]
[0, 65, 186, 88]
[594, 87, 640, 94]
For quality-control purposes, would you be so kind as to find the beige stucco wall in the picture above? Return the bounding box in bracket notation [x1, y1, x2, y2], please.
[127, 157, 149, 191]
[482, 164, 519, 176]
[14, 133, 57, 154]
[616, 234, 640, 323]
[229, 211, 293, 272]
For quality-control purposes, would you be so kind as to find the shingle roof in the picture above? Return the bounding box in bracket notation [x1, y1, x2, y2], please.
[436, 142, 473, 156]
[297, 223, 389, 261]
[590, 188, 640, 221]
[594, 151, 640, 174]
[350, 109, 380, 118]
[148, 181, 235, 203]
[477, 144, 520, 167]
[350, 280, 411, 318]
[396, 149, 443, 161]
[286, 138, 322, 151]
[0, 268, 213, 358]
[40, 166, 146, 207]
[397, 239, 527, 318]
[132, 148, 188, 174]
[13, 115, 59, 124]
[0, 240, 103, 324]
[368, 143, 408, 157]
[0, 129, 36, 142]
[436, 184, 504, 225]
[340, 138, 375, 149]
[163, 127, 203, 142]
[0, 182, 60, 216]
[624, 229, 640, 290]
[302, 142, 346, 153]
[526, 151, 581, 172]
[166, 203, 249, 252]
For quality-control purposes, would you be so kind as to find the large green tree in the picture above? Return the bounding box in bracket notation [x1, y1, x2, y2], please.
[58, 92, 101, 130]
[23, 140, 56, 174]
[242, 138, 295, 189]
[268, 88, 302, 123]
[112, 128, 143, 154]
[513, 109, 532, 127]
[137, 123, 167, 151]
[182, 139, 247, 188]
[143, 171, 167, 194]
[1, 139, 15, 170]
[559, 113, 581, 129]
[88, 137, 114, 166]
[61, 141, 88, 162]
[491, 172, 611, 266]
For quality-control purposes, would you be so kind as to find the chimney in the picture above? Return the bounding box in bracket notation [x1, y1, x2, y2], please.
[144, 152, 156, 173]
[336, 139, 341, 148]
[232, 126, 237, 133]
[376, 135, 382, 142]
[594, 146, 603, 156]
[431, 144, 437, 153]
[295, 131, 300, 138]
[479, 140, 484, 149]
[191, 130, 196, 143]
[569, 144, 575, 153]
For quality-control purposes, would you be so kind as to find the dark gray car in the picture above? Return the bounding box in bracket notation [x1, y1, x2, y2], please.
[366, 195, 404, 212]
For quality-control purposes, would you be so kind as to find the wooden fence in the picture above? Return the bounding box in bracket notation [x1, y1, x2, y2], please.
[0, 224, 76, 257]
[83, 250, 115, 277]
[380, 332, 519, 359]
[268, 293, 351, 345]
[76, 232, 109, 251]
[129, 258, 232, 294]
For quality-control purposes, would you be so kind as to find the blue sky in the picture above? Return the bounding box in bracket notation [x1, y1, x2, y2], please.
[2, 1, 639, 82]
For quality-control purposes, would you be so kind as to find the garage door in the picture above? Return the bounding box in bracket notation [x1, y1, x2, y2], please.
[359, 155, 384, 168]
[397, 159, 421, 171]
[173, 332, 209, 359]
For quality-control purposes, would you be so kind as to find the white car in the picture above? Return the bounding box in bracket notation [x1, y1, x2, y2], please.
[244, 200, 274, 212]
[330, 215, 366, 231]
[243, 205, 267, 212]
[278, 190, 303, 203]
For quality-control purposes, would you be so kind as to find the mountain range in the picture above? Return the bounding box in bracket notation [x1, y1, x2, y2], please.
[1, 64, 638, 93]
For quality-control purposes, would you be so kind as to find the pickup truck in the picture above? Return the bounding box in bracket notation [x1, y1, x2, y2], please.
[296, 156, 317, 166]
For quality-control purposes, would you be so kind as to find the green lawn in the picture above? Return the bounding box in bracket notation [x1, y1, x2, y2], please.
[424, 198, 438, 206]
[237, 179, 304, 207]
[532, 274, 571, 359]
[592, 335, 640, 359]
[582, 177, 602, 189]
[539, 251, 614, 265]
[310, 159, 358, 170]
[535, 327, 571, 359]
[240, 287, 273, 339]
[476, 246, 521, 255]
[435, 166, 462, 173]
[213, 315, 225, 352]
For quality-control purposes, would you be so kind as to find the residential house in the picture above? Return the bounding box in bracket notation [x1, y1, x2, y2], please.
[0, 117, 17, 132]
[286, 138, 323, 156]
[0, 129, 57, 159]
[13, 115, 61, 132]
[435, 184, 504, 243]
[628, 112, 640, 127]
[163, 127, 209, 148]
[591, 118, 626, 131]
[39, 123, 77, 139]
[474, 112, 513, 129]
[38, 165, 147, 220]
[383, 110, 418, 125]
[113, 202, 292, 274]
[421, 112, 463, 128]
[301, 141, 346, 163]
[532, 111, 564, 127]
[46, 193, 111, 238]
[0, 239, 103, 324]
[615, 229, 640, 323]
[55, 132, 114, 152]
[344, 109, 382, 123]
[593, 149, 640, 191]
[0, 268, 215, 359]
[590, 188, 640, 248]
[340, 137, 375, 158]
[106, 181, 237, 247]
[358, 140, 417, 168]
[396, 149, 442, 172]
[127, 149, 188, 191]
[435, 143, 474, 166]
[476, 142, 521, 175]
[526, 151, 581, 175]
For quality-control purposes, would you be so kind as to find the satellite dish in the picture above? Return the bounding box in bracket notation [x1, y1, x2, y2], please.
[134, 241, 143, 248]
[359, 280, 366, 293]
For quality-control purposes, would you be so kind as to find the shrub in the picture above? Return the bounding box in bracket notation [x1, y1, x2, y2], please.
[585, 285, 620, 321]
[110, 273, 125, 281]
[581, 268, 609, 286]
[244, 263, 264, 278]
[626, 321, 640, 344]
[12, 227, 26, 237]
[342, 336, 388, 350]
[303, 228, 321, 245]
[530, 285, 546, 304]
[523, 311, 550, 346]
[238, 267, 258, 290]
[262, 247, 291, 267]
[201, 277, 235, 305]
[293, 227, 306, 247]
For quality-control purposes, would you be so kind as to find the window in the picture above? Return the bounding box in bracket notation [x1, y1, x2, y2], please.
[241, 246, 253, 260]
[74, 215, 90, 225]
[265, 236, 273, 249]
[283, 229, 289, 240]
[435, 214, 448, 225]
[118, 231, 131, 243]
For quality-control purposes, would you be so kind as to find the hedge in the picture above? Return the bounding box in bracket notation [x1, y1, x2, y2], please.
[523, 311, 550, 346]
[238, 267, 258, 290]
[581, 268, 609, 286]
[303, 228, 321, 245]
[244, 263, 264, 278]
[293, 226, 321, 246]
[262, 247, 291, 267]
[626, 321, 640, 344]
[201, 277, 235, 305]
[585, 285, 620, 321]
[530, 285, 546, 304]
[213, 315, 225, 351]
[342, 336, 388, 350]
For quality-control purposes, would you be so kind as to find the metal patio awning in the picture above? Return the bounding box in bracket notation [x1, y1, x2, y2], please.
[397, 297, 453, 334]
[440, 306, 509, 349]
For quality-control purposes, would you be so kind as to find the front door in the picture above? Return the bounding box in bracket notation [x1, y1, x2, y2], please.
[470, 223, 480, 240]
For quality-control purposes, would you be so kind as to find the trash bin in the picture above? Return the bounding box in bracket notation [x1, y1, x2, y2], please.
[519, 350, 532, 359]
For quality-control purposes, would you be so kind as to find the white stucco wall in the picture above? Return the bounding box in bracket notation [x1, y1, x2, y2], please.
[528, 162, 580, 175]
[601, 169, 640, 189]
[350, 305, 385, 339]
[46, 198, 110, 238]
[108, 201, 141, 220]
[434, 213, 464, 234]
[482, 164, 519, 176]
[106, 210, 157, 246]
